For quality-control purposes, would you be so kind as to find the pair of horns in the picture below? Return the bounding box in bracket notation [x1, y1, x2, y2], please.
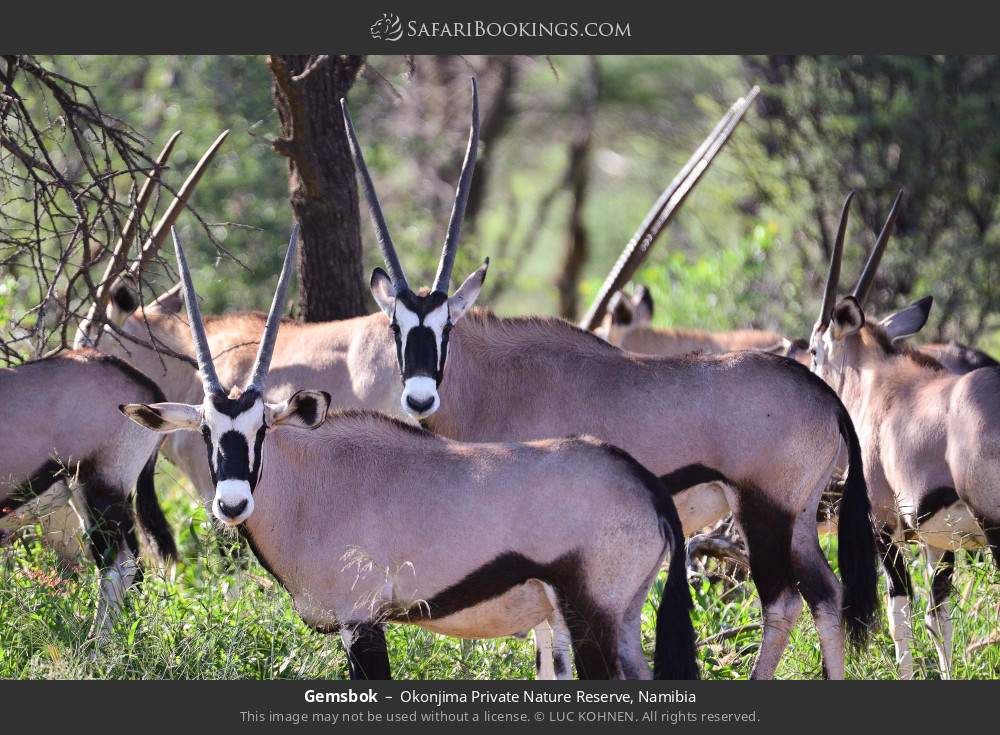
[818, 189, 905, 327]
[341, 77, 480, 294]
[173, 224, 297, 397]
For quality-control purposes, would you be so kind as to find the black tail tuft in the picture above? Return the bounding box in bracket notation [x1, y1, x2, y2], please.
[652, 467, 713, 680]
[135, 450, 177, 561]
[836, 406, 880, 646]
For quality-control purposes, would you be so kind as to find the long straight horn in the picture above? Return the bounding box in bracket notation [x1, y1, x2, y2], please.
[852, 189, 905, 305]
[819, 190, 855, 327]
[246, 224, 299, 392]
[433, 77, 480, 294]
[171, 227, 223, 396]
[340, 99, 409, 292]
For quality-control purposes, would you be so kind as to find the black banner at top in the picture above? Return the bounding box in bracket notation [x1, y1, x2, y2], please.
[3, 0, 1000, 54]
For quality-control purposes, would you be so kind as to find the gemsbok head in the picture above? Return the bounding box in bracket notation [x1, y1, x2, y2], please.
[808, 189, 912, 377]
[341, 79, 488, 419]
[120, 226, 329, 525]
[598, 285, 654, 344]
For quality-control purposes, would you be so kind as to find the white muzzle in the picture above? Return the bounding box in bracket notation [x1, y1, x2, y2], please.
[401, 376, 440, 419]
[212, 479, 254, 526]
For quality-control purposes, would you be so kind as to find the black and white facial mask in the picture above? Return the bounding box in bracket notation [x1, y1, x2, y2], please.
[371, 263, 487, 419]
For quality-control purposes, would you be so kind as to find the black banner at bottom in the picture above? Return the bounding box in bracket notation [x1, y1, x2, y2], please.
[0, 679, 992, 732]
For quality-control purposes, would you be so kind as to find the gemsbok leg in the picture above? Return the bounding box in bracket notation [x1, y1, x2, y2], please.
[534, 611, 573, 680]
[877, 531, 915, 679]
[924, 546, 955, 679]
[342, 623, 392, 680]
[790, 466, 847, 679]
[728, 486, 802, 680]
[78, 463, 142, 641]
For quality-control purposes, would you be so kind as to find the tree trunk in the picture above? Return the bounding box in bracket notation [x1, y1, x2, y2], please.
[269, 54, 367, 322]
[556, 57, 600, 320]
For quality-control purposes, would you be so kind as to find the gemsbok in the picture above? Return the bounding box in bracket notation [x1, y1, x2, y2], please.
[89, 81, 878, 680]
[807, 189, 1000, 678]
[597, 285, 786, 356]
[0, 349, 175, 639]
[121, 227, 704, 680]
[784, 313, 998, 376]
[919, 341, 998, 375]
[341, 82, 879, 680]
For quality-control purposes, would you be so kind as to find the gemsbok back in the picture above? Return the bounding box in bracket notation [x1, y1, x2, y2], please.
[0, 349, 175, 640]
[597, 285, 786, 356]
[919, 340, 998, 375]
[121, 226, 703, 680]
[808, 189, 1000, 678]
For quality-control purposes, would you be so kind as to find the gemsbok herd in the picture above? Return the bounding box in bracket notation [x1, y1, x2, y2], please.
[2, 80, 997, 680]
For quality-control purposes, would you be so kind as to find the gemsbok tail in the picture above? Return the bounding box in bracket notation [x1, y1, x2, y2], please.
[651, 465, 726, 680]
[835, 406, 879, 645]
[135, 450, 177, 561]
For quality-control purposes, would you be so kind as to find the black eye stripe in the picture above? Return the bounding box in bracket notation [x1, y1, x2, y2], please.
[402, 326, 439, 379]
[213, 430, 252, 482]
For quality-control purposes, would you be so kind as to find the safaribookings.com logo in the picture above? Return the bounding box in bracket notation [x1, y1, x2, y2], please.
[370, 14, 631, 41]
[370, 13, 404, 41]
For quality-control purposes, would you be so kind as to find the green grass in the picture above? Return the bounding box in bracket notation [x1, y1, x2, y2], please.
[1, 469, 997, 680]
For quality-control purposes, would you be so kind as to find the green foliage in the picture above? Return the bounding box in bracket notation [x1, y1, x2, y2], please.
[748, 55, 1000, 344]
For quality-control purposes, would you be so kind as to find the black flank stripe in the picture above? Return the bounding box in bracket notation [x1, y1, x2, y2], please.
[916, 487, 960, 524]
[1, 458, 66, 515]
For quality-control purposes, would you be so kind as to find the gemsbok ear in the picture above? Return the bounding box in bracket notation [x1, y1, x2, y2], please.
[759, 338, 792, 355]
[370, 268, 396, 318]
[147, 282, 185, 316]
[266, 390, 331, 430]
[830, 296, 865, 340]
[634, 285, 654, 324]
[880, 296, 933, 343]
[120, 402, 202, 432]
[608, 291, 633, 326]
[448, 258, 489, 322]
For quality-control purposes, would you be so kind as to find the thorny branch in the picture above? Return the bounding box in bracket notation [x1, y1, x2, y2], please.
[0, 55, 220, 366]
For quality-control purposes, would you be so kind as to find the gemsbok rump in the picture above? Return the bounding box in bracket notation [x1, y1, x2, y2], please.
[121, 227, 703, 680]
[808, 190, 1000, 678]
[0, 349, 175, 639]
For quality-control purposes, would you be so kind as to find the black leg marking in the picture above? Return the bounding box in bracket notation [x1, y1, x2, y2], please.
[986, 526, 1000, 569]
[123, 507, 144, 587]
[346, 624, 392, 680]
[930, 551, 955, 611]
[876, 530, 913, 599]
[560, 594, 617, 680]
[78, 462, 131, 570]
[553, 652, 567, 677]
[535, 648, 541, 672]
[731, 488, 796, 610]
